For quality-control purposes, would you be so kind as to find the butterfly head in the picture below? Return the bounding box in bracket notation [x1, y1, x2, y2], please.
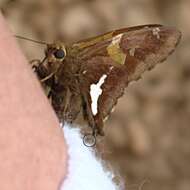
[45, 42, 67, 63]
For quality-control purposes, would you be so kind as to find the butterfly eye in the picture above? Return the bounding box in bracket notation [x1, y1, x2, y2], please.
[54, 49, 66, 59]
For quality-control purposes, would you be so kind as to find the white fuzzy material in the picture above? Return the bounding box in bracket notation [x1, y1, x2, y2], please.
[60, 123, 122, 190]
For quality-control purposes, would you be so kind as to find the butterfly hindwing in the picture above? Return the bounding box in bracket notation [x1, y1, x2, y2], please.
[70, 25, 181, 135]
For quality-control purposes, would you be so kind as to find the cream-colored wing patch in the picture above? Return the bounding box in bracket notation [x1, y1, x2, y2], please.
[107, 34, 126, 65]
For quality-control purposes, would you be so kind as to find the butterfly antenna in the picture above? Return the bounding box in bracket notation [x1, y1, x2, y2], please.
[15, 35, 47, 45]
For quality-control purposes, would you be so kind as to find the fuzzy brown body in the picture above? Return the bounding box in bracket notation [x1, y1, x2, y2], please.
[33, 24, 181, 136]
[50, 57, 82, 122]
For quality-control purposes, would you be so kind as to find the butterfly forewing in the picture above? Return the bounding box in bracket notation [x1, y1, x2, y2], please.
[70, 25, 181, 134]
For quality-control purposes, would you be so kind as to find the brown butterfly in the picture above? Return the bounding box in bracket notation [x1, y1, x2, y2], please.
[21, 24, 181, 144]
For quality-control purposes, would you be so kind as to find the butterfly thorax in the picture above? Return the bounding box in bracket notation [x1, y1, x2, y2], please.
[45, 44, 82, 122]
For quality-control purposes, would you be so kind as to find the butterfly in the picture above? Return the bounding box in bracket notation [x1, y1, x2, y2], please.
[27, 24, 181, 143]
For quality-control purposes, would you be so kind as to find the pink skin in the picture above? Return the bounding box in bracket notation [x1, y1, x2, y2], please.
[0, 14, 67, 190]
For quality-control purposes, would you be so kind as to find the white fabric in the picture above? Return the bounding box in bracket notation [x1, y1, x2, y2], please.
[60, 123, 122, 190]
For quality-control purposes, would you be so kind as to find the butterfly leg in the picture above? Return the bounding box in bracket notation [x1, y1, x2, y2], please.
[82, 93, 96, 133]
[94, 114, 104, 136]
[30, 57, 51, 81]
[62, 88, 71, 122]
[30, 59, 41, 70]
[82, 92, 104, 136]
[51, 86, 80, 123]
[51, 87, 70, 122]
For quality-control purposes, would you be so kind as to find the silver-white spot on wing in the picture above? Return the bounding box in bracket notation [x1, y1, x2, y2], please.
[152, 27, 161, 39]
[111, 34, 123, 45]
[129, 47, 136, 56]
[90, 74, 107, 115]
